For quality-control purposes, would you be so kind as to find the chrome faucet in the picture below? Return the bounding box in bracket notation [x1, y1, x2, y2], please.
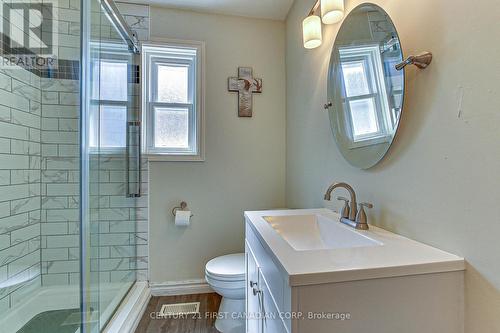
[324, 182, 372, 230]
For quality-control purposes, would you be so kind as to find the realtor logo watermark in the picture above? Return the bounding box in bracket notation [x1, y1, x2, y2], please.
[0, 0, 58, 69]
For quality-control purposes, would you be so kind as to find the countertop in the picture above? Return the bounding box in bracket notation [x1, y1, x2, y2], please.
[244, 208, 465, 286]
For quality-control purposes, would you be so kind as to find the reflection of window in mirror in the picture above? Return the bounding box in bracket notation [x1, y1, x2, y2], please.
[339, 45, 395, 148]
[382, 56, 404, 128]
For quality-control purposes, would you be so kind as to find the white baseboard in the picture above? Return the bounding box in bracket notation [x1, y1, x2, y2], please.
[103, 281, 152, 333]
[150, 279, 213, 296]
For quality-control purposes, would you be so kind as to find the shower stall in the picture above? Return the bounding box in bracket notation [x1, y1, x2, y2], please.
[0, 0, 144, 332]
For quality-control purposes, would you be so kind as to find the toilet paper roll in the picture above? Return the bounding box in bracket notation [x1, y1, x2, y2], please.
[175, 210, 191, 227]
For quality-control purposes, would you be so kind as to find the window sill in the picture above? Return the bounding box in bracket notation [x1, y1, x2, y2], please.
[89, 148, 126, 156]
[348, 135, 392, 149]
[145, 153, 205, 162]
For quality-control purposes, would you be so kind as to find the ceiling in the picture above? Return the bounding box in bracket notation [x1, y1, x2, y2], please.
[118, 0, 295, 20]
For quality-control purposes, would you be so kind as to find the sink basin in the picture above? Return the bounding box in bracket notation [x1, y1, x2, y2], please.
[263, 214, 382, 251]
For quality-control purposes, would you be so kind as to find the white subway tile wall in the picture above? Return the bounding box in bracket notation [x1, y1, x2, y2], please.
[38, 0, 82, 288]
[40, 75, 80, 286]
[0, 2, 43, 312]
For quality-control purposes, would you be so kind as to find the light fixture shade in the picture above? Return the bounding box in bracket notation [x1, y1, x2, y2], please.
[302, 15, 322, 49]
[321, 0, 344, 24]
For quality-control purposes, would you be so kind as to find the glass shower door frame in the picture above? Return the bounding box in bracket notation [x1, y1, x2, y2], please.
[79, 0, 93, 331]
[80, 1, 142, 332]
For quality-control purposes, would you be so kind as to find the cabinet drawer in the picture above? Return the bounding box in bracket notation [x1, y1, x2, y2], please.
[245, 221, 285, 312]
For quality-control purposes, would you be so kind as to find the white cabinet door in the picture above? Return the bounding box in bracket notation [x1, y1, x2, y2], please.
[260, 272, 287, 333]
[246, 243, 261, 333]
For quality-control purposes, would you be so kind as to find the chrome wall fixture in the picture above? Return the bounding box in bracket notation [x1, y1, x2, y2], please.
[303, 0, 345, 49]
[126, 121, 142, 198]
[395, 52, 433, 70]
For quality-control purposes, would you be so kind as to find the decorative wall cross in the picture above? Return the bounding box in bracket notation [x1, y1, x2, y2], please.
[228, 67, 262, 117]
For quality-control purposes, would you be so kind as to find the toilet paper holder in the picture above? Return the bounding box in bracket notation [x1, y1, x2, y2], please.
[171, 201, 194, 217]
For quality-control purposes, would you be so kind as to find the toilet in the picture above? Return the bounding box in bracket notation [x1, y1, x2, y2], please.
[205, 253, 245, 333]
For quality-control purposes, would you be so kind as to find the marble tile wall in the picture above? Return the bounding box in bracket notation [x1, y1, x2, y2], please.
[0, 0, 47, 312]
[56, 0, 82, 62]
[116, 2, 151, 41]
[40, 76, 81, 286]
[0, 56, 43, 313]
[37, 0, 81, 287]
[88, 154, 149, 284]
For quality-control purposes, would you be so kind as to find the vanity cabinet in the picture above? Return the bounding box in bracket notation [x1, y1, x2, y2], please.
[245, 218, 465, 333]
[246, 237, 287, 333]
[245, 222, 292, 333]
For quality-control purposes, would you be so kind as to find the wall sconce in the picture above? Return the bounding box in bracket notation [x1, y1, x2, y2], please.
[321, 0, 344, 24]
[303, 15, 322, 49]
[302, 0, 344, 49]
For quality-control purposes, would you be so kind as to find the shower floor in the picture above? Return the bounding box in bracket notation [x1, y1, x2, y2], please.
[2, 283, 135, 333]
[16, 309, 80, 333]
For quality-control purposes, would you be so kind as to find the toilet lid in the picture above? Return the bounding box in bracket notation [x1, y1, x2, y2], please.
[205, 253, 245, 280]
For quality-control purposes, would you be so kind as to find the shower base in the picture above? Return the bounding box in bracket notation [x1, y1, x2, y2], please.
[16, 308, 81, 333]
[1, 283, 132, 333]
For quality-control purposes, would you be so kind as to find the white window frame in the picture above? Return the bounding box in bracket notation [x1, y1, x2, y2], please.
[89, 42, 131, 154]
[339, 45, 393, 149]
[142, 39, 205, 161]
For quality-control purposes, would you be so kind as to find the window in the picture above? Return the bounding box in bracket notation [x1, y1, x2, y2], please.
[339, 45, 393, 148]
[90, 45, 130, 151]
[142, 41, 205, 161]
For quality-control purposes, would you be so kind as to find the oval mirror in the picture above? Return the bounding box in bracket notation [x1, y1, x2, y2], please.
[327, 3, 404, 169]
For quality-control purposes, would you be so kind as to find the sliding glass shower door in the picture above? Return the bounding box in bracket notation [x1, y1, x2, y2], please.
[81, 0, 141, 331]
[0, 0, 139, 331]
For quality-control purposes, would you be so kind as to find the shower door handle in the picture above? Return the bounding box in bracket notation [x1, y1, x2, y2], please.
[126, 121, 142, 198]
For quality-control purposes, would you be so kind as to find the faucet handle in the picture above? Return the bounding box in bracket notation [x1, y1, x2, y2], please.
[336, 196, 350, 219]
[359, 202, 373, 209]
[355, 202, 373, 229]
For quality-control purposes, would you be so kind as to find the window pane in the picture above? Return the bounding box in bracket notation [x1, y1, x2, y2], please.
[92, 61, 128, 101]
[341, 61, 370, 97]
[156, 65, 189, 103]
[89, 104, 99, 148]
[154, 107, 189, 148]
[100, 105, 127, 147]
[349, 98, 379, 138]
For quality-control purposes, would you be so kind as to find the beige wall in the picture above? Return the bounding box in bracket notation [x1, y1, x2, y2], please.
[148, 8, 286, 283]
[285, 0, 500, 332]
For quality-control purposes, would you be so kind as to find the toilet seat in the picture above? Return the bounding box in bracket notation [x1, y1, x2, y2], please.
[205, 253, 245, 281]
